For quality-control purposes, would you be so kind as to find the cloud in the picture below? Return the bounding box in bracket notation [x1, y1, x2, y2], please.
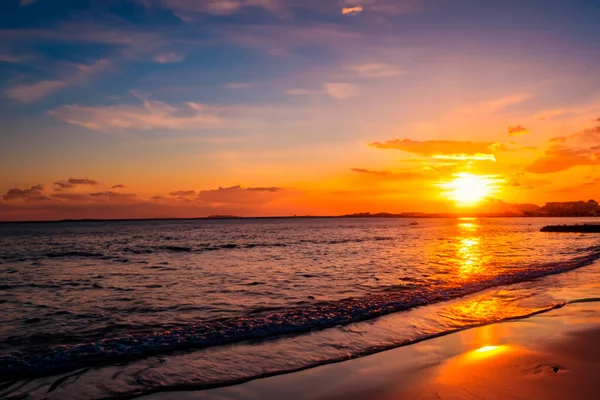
[69, 178, 99, 185]
[534, 109, 565, 121]
[5, 80, 69, 102]
[226, 82, 252, 89]
[369, 138, 504, 160]
[526, 146, 600, 174]
[350, 168, 423, 180]
[0, 53, 34, 63]
[533, 101, 600, 121]
[323, 82, 358, 99]
[89, 191, 137, 199]
[571, 126, 600, 143]
[508, 125, 529, 136]
[51, 193, 90, 201]
[2, 185, 48, 202]
[554, 178, 600, 193]
[170, 190, 196, 197]
[5, 59, 111, 102]
[53, 178, 99, 190]
[350, 168, 392, 176]
[136, 0, 287, 18]
[345, 63, 403, 78]
[549, 136, 567, 143]
[154, 53, 185, 63]
[462, 94, 532, 114]
[49, 99, 221, 131]
[286, 88, 314, 96]
[342, 6, 363, 15]
[526, 121, 600, 174]
[111, 184, 126, 189]
[197, 185, 285, 204]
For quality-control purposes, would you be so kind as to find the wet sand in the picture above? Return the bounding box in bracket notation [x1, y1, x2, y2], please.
[145, 300, 600, 400]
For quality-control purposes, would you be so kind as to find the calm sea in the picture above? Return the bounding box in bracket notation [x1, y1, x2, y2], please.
[1, 217, 600, 399]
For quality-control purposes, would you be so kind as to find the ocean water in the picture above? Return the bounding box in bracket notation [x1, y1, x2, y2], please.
[1, 217, 600, 399]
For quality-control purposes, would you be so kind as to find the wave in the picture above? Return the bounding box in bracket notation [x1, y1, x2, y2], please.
[2, 247, 600, 382]
[0, 237, 397, 263]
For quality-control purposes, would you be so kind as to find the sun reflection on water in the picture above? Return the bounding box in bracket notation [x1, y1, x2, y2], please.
[455, 220, 487, 279]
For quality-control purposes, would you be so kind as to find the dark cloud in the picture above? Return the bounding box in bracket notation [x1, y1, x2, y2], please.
[508, 125, 529, 136]
[170, 190, 196, 197]
[245, 187, 284, 192]
[2, 185, 48, 201]
[89, 191, 137, 199]
[69, 178, 98, 185]
[111, 184, 126, 189]
[197, 185, 285, 204]
[54, 178, 99, 190]
[54, 181, 75, 190]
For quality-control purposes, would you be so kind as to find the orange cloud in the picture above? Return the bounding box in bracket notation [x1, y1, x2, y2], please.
[549, 136, 567, 143]
[508, 125, 529, 136]
[350, 168, 392, 176]
[432, 154, 497, 162]
[526, 146, 600, 174]
[342, 6, 363, 15]
[369, 139, 504, 160]
[350, 168, 424, 180]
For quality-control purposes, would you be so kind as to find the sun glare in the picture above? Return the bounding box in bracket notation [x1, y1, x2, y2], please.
[441, 173, 498, 207]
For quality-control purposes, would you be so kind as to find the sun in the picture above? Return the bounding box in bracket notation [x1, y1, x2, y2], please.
[441, 173, 498, 207]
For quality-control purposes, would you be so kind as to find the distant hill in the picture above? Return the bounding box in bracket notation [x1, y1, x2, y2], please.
[525, 200, 600, 217]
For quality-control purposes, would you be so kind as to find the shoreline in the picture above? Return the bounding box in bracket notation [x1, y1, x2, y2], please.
[145, 300, 600, 400]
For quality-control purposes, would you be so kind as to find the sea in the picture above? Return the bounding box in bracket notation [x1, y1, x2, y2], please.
[1, 217, 600, 399]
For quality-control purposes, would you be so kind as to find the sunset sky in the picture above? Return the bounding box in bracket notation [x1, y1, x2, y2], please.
[1, 0, 599, 220]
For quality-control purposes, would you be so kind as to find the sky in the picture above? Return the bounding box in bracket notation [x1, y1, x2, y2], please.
[1, 0, 599, 220]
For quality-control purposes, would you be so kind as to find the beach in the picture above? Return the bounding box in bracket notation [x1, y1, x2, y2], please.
[146, 300, 600, 400]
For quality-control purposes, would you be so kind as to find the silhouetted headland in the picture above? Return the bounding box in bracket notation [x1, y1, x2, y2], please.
[540, 224, 600, 233]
